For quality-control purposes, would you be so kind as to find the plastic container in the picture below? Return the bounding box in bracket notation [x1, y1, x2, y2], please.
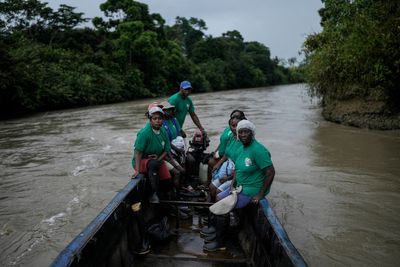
[199, 162, 208, 184]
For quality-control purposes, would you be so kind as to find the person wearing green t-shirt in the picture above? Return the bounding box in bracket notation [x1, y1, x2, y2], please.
[207, 110, 247, 179]
[202, 119, 275, 252]
[232, 120, 275, 201]
[131, 105, 171, 203]
[208, 116, 242, 201]
[168, 80, 205, 133]
[160, 102, 186, 191]
[207, 110, 246, 201]
[168, 81, 206, 181]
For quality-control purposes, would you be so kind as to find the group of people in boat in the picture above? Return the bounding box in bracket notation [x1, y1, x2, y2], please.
[131, 80, 275, 252]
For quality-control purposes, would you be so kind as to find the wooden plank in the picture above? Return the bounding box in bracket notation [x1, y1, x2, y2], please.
[159, 200, 213, 206]
[145, 254, 248, 264]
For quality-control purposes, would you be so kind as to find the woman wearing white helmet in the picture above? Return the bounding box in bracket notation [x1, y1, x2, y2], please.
[202, 119, 275, 252]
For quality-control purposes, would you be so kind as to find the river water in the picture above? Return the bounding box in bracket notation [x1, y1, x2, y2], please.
[0, 84, 399, 266]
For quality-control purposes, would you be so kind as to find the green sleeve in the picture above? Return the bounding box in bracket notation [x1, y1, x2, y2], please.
[134, 129, 147, 152]
[218, 130, 229, 156]
[254, 143, 272, 170]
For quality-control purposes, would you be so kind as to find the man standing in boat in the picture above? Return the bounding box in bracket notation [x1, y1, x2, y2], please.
[168, 80, 206, 134]
[168, 81, 207, 180]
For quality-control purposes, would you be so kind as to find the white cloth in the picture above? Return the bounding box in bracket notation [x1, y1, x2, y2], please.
[236, 120, 256, 135]
[171, 136, 185, 150]
[171, 136, 186, 164]
[209, 186, 242, 215]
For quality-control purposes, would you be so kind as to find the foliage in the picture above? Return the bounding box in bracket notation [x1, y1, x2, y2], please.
[304, 0, 400, 110]
[0, 0, 300, 117]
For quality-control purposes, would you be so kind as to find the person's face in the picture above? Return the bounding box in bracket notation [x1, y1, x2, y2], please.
[231, 111, 242, 119]
[230, 118, 239, 137]
[238, 128, 253, 146]
[163, 108, 174, 118]
[150, 113, 163, 130]
[180, 88, 191, 98]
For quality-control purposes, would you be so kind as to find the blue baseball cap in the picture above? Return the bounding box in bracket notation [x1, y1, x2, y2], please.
[180, 80, 192, 90]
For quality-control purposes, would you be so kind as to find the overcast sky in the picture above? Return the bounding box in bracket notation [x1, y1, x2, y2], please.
[44, 0, 323, 60]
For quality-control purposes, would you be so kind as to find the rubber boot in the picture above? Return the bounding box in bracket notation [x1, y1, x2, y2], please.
[147, 159, 161, 203]
[203, 232, 216, 243]
[200, 214, 216, 237]
[203, 214, 229, 252]
[131, 203, 151, 255]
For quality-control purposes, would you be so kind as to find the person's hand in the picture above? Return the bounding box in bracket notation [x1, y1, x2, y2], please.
[131, 169, 139, 179]
[181, 130, 187, 138]
[219, 176, 228, 184]
[252, 193, 264, 204]
[177, 165, 185, 174]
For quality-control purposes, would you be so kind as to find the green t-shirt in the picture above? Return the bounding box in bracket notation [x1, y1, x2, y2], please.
[218, 127, 242, 159]
[226, 137, 242, 160]
[168, 92, 195, 128]
[218, 127, 231, 156]
[232, 139, 273, 197]
[131, 122, 171, 168]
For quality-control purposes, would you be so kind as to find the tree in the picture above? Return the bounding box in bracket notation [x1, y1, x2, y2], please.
[304, 0, 400, 110]
[0, 0, 52, 35]
[166, 16, 207, 57]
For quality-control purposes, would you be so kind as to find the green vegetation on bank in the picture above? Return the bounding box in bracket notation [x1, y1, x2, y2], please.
[0, 0, 303, 117]
[304, 0, 400, 117]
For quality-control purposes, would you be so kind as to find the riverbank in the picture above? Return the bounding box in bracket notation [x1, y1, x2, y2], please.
[321, 99, 400, 130]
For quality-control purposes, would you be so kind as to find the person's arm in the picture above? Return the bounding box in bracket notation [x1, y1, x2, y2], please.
[167, 153, 185, 173]
[132, 150, 143, 178]
[219, 172, 234, 184]
[252, 165, 275, 203]
[212, 155, 227, 172]
[157, 151, 168, 161]
[180, 129, 187, 138]
[189, 111, 205, 132]
[229, 172, 236, 191]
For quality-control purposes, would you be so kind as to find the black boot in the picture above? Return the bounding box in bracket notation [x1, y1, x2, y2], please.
[132, 203, 151, 255]
[200, 214, 216, 237]
[147, 159, 161, 203]
[203, 214, 229, 252]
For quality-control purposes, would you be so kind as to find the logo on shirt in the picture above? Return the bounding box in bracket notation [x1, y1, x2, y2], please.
[161, 141, 165, 147]
[245, 157, 252, 167]
[186, 104, 190, 110]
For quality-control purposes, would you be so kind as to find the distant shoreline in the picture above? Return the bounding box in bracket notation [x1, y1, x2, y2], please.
[321, 99, 400, 130]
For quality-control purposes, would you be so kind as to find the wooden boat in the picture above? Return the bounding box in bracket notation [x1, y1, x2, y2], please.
[51, 175, 307, 267]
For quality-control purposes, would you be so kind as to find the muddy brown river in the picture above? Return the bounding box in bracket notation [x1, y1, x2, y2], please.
[0, 84, 399, 266]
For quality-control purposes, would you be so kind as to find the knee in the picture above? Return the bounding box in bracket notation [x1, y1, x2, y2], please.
[209, 184, 217, 191]
[186, 153, 195, 163]
[170, 168, 181, 178]
[147, 159, 161, 171]
[208, 158, 216, 168]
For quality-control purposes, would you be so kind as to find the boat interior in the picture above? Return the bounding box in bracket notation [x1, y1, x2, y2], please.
[51, 139, 307, 267]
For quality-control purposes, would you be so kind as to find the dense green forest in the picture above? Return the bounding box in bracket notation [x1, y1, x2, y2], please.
[0, 0, 302, 117]
[304, 0, 400, 119]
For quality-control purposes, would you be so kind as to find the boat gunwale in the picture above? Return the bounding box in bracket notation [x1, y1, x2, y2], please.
[51, 178, 141, 267]
[51, 177, 308, 267]
[259, 199, 307, 267]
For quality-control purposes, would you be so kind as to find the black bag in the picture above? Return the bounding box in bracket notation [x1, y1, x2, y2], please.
[147, 216, 171, 242]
